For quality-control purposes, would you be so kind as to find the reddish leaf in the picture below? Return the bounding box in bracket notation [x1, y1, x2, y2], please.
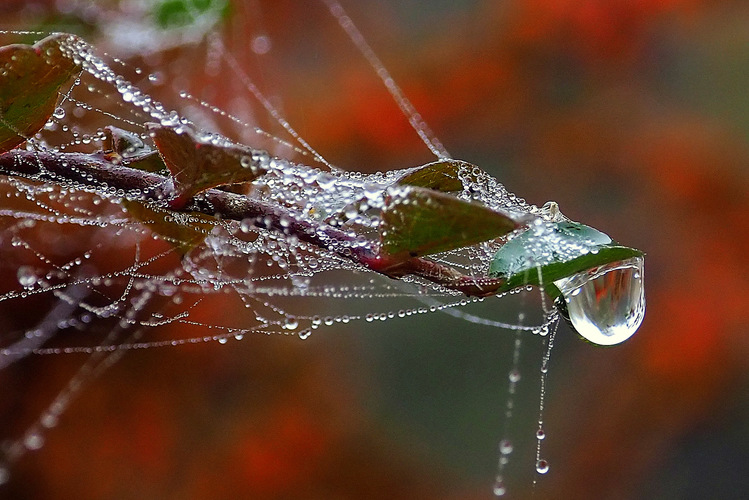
[146, 123, 267, 208]
[0, 33, 80, 153]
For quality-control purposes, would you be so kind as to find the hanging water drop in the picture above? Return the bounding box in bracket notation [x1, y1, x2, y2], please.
[24, 432, 44, 451]
[492, 476, 506, 496]
[535, 459, 549, 474]
[498, 439, 513, 455]
[16, 266, 37, 288]
[251, 35, 272, 55]
[52, 107, 65, 119]
[554, 256, 645, 346]
[41, 412, 59, 429]
[298, 329, 312, 340]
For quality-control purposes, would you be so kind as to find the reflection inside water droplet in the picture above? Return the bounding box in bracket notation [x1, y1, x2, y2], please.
[554, 256, 645, 346]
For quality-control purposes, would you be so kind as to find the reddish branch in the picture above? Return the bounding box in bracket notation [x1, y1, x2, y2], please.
[0, 149, 504, 297]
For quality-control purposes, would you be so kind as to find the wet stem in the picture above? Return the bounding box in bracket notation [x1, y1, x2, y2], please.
[0, 149, 505, 297]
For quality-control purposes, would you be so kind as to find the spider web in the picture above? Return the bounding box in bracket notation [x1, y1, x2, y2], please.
[0, 1, 560, 495]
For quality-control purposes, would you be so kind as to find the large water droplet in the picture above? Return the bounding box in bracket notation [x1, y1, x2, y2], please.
[554, 256, 645, 346]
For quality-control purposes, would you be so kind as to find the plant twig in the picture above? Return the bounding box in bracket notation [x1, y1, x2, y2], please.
[0, 149, 505, 297]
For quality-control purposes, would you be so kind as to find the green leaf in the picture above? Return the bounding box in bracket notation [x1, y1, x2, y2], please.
[153, 0, 229, 29]
[146, 123, 266, 208]
[397, 159, 476, 192]
[379, 186, 522, 259]
[0, 34, 80, 153]
[488, 221, 644, 295]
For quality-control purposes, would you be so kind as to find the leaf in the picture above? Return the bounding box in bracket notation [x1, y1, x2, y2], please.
[397, 159, 476, 192]
[0, 33, 80, 153]
[153, 0, 229, 29]
[146, 123, 266, 208]
[122, 200, 214, 256]
[123, 151, 168, 174]
[101, 126, 165, 173]
[379, 186, 523, 259]
[488, 221, 644, 295]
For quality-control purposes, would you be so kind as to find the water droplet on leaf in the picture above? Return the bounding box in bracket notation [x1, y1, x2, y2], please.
[554, 256, 645, 346]
[316, 172, 335, 189]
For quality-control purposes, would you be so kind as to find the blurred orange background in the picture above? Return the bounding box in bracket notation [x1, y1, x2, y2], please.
[1, 1, 748, 499]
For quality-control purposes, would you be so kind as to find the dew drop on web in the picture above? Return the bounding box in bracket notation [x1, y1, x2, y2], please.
[554, 256, 645, 346]
[23, 433, 44, 451]
[535, 459, 549, 474]
[492, 476, 507, 496]
[16, 266, 38, 288]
